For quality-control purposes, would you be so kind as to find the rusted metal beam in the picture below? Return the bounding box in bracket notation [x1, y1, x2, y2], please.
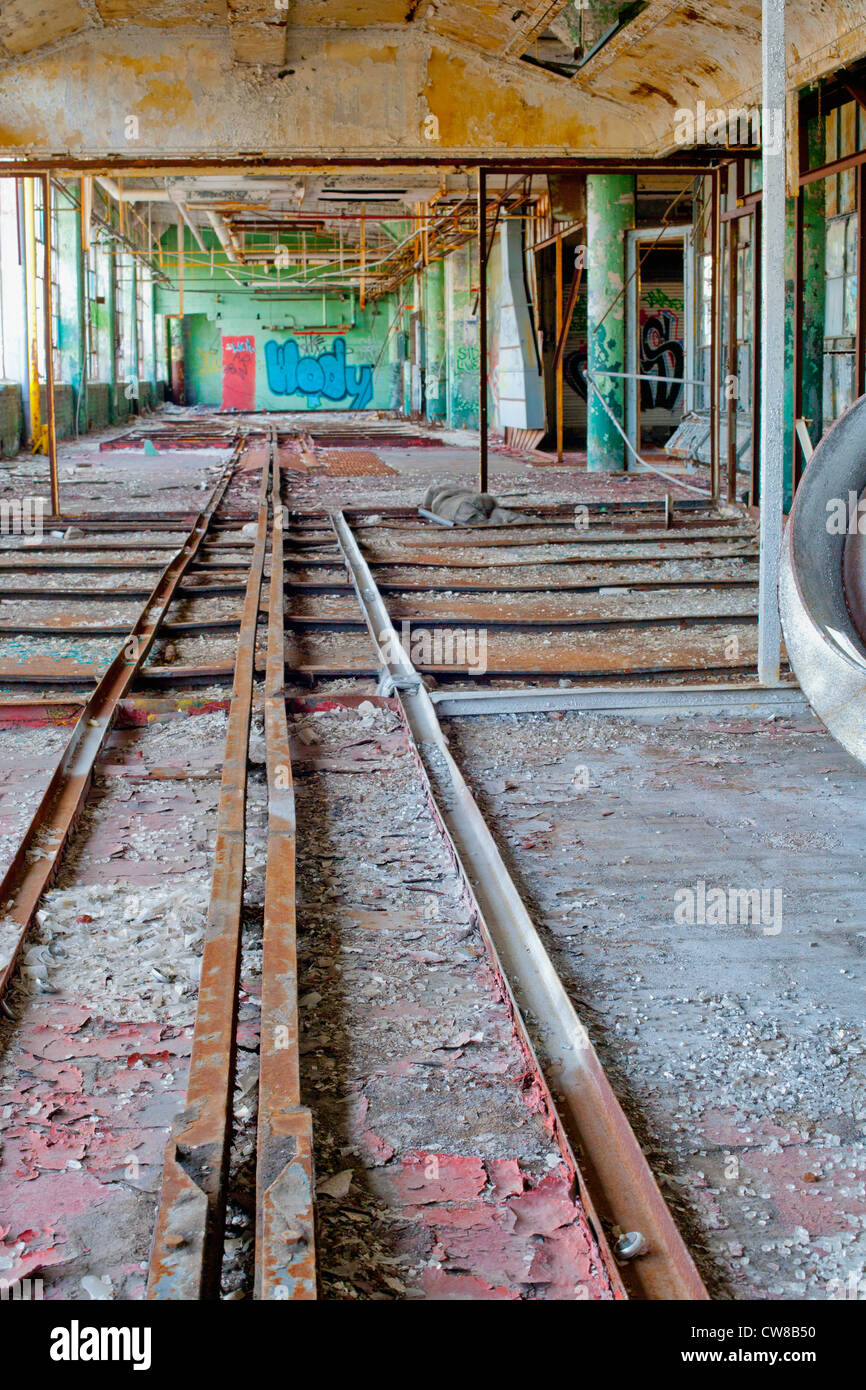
[147, 444, 271, 1301]
[329, 508, 708, 1300]
[0, 450, 239, 1003]
[0, 619, 241, 636]
[255, 479, 317, 1302]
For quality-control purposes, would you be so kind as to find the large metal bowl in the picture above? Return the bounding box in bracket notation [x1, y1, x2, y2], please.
[780, 392, 866, 764]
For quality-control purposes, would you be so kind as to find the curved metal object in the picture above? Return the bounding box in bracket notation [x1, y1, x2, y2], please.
[780, 393, 866, 765]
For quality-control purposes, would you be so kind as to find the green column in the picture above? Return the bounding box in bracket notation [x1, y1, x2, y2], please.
[387, 296, 402, 411]
[784, 193, 796, 509]
[587, 174, 635, 470]
[424, 257, 446, 422]
[445, 243, 478, 429]
[801, 117, 825, 453]
[402, 303, 412, 417]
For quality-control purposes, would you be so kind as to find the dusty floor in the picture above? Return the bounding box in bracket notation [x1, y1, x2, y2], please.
[443, 708, 866, 1300]
[0, 408, 857, 1301]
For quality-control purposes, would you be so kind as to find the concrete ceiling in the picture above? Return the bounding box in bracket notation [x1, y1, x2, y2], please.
[0, 2, 863, 161]
[0, 2, 590, 65]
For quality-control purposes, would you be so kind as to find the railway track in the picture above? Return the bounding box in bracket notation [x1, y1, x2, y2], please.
[0, 426, 743, 1299]
[0, 426, 763, 692]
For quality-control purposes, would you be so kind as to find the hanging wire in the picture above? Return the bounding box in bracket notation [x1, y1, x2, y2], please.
[584, 368, 712, 496]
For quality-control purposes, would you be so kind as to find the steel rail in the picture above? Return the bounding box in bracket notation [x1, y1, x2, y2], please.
[283, 542, 756, 564]
[254, 454, 317, 1301]
[147, 444, 272, 1302]
[287, 577, 757, 595]
[2, 610, 758, 638]
[0, 576, 759, 602]
[330, 509, 709, 1302]
[372, 528, 756, 550]
[430, 684, 808, 717]
[0, 446, 241, 1004]
[0, 584, 246, 600]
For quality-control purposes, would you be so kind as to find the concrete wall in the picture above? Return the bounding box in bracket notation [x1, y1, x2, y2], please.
[155, 227, 394, 412]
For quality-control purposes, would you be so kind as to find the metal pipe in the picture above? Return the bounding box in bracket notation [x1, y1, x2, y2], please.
[175, 199, 207, 255]
[758, 0, 786, 685]
[205, 209, 240, 264]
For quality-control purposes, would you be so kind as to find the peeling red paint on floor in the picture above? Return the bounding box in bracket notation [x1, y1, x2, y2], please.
[360, 1155, 613, 1301]
[0, 1002, 192, 1298]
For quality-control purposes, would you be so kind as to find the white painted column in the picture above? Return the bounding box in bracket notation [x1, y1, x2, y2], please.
[758, 0, 786, 684]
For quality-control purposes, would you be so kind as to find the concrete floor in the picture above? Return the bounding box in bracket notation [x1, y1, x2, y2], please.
[1, 412, 861, 1300]
[444, 708, 866, 1299]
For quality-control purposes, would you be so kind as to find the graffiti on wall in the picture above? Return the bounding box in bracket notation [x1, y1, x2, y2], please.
[639, 307, 684, 413]
[455, 344, 479, 372]
[222, 335, 255, 410]
[561, 302, 685, 427]
[264, 336, 373, 409]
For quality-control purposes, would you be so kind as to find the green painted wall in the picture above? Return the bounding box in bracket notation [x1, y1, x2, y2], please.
[55, 185, 84, 403]
[424, 257, 446, 422]
[154, 226, 395, 411]
[445, 241, 480, 430]
[802, 117, 826, 453]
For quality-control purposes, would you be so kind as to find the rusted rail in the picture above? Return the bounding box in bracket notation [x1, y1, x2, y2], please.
[0, 445, 241, 1003]
[147, 442, 272, 1300]
[254, 450, 317, 1300]
[330, 508, 709, 1302]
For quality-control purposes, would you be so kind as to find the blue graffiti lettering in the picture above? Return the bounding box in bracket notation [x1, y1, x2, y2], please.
[264, 335, 373, 408]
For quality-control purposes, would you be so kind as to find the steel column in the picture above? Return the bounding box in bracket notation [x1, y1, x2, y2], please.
[478, 167, 488, 491]
[709, 168, 721, 501]
[758, 0, 787, 685]
[726, 199, 739, 502]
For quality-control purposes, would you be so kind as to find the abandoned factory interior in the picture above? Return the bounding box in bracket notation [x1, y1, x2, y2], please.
[0, 0, 865, 1335]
